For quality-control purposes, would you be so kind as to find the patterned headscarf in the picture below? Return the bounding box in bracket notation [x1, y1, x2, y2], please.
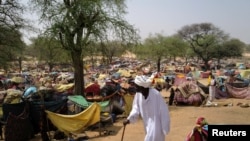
[196, 117, 208, 126]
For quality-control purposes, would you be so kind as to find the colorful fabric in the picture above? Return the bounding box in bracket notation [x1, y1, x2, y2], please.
[23, 86, 37, 98]
[30, 99, 68, 134]
[196, 117, 207, 126]
[174, 91, 203, 106]
[84, 83, 101, 96]
[215, 88, 229, 99]
[174, 74, 187, 86]
[239, 69, 250, 78]
[175, 81, 207, 106]
[117, 69, 132, 77]
[68, 95, 109, 111]
[225, 84, 250, 99]
[46, 102, 100, 136]
[4, 89, 22, 104]
[186, 127, 208, 141]
[54, 83, 74, 92]
[123, 94, 134, 117]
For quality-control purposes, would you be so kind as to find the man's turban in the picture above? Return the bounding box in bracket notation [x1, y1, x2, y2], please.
[134, 75, 152, 88]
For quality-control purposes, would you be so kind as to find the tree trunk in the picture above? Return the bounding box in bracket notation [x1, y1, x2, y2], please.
[71, 51, 84, 95]
[157, 58, 161, 72]
[48, 62, 53, 72]
[185, 57, 188, 65]
[204, 60, 210, 71]
[18, 57, 22, 73]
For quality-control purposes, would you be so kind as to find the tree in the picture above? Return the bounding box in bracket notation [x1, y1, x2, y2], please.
[0, 0, 25, 29]
[164, 35, 193, 64]
[31, 0, 139, 95]
[100, 40, 127, 64]
[29, 36, 71, 72]
[214, 38, 245, 64]
[140, 34, 169, 72]
[0, 0, 27, 72]
[178, 23, 228, 70]
[0, 26, 25, 72]
[245, 44, 250, 52]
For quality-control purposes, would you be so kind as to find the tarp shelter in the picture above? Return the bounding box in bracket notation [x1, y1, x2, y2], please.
[174, 73, 187, 86]
[67, 95, 109, 111]
[46, 102, 101, 136]
[239, 69, 250, 79]
[226, 84, 250, 99]
[192, 71, 201, 80]
[11, 76, 25, 83]
[236, 62, 244, 67]
[165, 66, 175, 71]
[117, 69, 133, 78]
[54, 83, 74, 92]
[196, 78, 209, 86]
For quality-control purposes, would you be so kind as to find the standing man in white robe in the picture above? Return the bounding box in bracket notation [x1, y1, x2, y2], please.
[208, 75, 216, 102]
[123, 75, 170, 141]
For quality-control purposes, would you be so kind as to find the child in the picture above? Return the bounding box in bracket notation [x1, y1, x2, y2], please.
[186, 117, 208, 141]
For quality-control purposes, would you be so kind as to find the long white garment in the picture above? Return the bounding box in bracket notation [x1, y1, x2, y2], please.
[127, 88, 170, 141]
[209, 79, 216, 101]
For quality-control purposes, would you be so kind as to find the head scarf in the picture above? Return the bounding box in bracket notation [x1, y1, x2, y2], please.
[134, 75, 152, 88]
[196, 117, 208, 126]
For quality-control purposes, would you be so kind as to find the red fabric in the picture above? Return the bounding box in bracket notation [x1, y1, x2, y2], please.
[196, 117, 205, 125]
[84, 83, 101, 96]
[174, 74, 187, 86]
[186, 127, 208, 141]
[174, 91, 203, 105]
[200, 71, 211, 78]
[174, 81, 205, 106]
[226, 83, 250, 99]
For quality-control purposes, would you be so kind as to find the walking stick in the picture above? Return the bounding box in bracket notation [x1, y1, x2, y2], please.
[121, 125, 126, 141]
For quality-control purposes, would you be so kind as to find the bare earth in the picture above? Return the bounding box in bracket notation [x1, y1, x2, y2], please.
[82, 89, 250, 141]
[31, 89, 250, 141]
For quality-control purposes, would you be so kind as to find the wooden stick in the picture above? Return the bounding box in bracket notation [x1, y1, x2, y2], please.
[121, 125, 126, 141]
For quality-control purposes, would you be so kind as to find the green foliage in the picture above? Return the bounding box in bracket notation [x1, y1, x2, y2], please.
[31, 0, 139, 52]
[0, 26, 25, 70]
[164, 35, 193, 60]
[245, 44, 250, 52]
[30, 0, 139, 94]
[220, 38, 245, 58]
[178, 23, 229, 69]
[0, 0, 25, 29]
[140, 34, 168, 60]
[99, 40, 127, 64]
[28, 36, 71, 66]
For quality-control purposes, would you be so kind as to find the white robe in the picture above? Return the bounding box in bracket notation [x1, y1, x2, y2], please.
[127, 88, 170, 141]
[209, 79, 216, 101]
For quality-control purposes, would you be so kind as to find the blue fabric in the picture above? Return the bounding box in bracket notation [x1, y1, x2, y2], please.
[23, 86, 37, 97]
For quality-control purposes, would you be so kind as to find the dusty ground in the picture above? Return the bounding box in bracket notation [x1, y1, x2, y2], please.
[84, 90, 250, 141]
[29, 89, 250, 141]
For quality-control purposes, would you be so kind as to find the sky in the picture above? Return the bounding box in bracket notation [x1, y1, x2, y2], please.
[124, 0, 250, 44]
[22, 0, 250, 45]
